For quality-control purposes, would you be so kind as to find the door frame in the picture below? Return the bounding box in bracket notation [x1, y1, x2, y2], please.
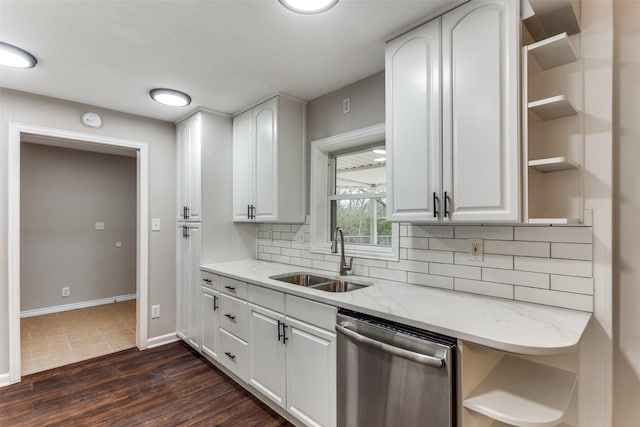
[7, 122, 150, 384]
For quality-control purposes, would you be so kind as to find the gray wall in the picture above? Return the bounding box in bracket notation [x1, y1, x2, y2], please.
[613, 1, 640, 424]
[20, 143, 136, 311]
[305, 71, 385, 213]
[0, 89, 177, 374]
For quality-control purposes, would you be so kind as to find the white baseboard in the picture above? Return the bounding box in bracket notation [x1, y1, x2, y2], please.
[0, 372, 12, 388]
[147, 332, 180, 349]
[20, 294, 137, 318]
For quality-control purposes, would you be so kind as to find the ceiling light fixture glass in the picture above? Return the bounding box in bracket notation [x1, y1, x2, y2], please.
[0, 41, 37, 68]
[279, 0, 338, 14]
[149, 88, 192, 107]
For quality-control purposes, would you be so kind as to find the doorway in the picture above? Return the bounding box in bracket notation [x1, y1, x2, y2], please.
[7, 123, 150, 383]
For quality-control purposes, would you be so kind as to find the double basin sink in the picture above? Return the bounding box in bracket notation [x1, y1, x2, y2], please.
[269, 272, 371, 293]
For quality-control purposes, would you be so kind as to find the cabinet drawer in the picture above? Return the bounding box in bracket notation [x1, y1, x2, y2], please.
[219, 293, 248, 340]
[200, 271, 219, 290]
[285, 294, 336, 331]
[248, 284, 285, 313]
[219, 328, 248, 382]
[220, 276, 248, 299]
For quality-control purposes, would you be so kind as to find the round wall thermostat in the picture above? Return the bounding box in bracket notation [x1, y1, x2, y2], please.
[81, 112, 102, 128]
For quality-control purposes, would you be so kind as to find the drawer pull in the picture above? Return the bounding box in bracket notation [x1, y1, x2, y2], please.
[224, 351, 236, 360]
[224, 314, 236, 320]
[224, 285, 236, 291]
[203, 278, 212, 283]
[213, 295, 218, 311]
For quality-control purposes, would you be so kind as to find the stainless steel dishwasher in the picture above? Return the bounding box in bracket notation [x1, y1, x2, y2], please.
[336, 309, 456, 427]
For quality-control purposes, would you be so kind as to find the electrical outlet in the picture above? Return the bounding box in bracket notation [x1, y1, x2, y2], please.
[469, 239, 483, 261]
[151, 218, 161, 231]
[151, 305, 160, 319]
[95, 221, 105, 230]
[342, 97, 351, 114]
[62, 287, 70, 297]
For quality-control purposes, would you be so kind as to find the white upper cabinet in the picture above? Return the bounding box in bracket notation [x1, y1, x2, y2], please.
[442, 0, 520, 222]
[176, 113, 202, 222]
[232, 95, 305, 223]
[386, 0, 520, 223]
[386, 17, 442, 222]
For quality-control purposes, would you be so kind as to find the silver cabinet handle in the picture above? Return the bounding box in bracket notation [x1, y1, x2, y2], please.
[335, 324, 445, 368]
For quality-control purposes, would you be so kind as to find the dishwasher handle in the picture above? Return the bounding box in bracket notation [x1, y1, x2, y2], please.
[336, 324, 445, 368]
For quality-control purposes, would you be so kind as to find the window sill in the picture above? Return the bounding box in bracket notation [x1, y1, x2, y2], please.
[310, 243, 399, 262]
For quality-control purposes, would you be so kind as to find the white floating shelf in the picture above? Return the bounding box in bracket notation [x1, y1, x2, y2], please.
[464, 355, 577, 427]
[528, 157, 579, 172]
[528, 33, 578, 70]
[528, 96, 577, 121]
[528, 218, 581, 225]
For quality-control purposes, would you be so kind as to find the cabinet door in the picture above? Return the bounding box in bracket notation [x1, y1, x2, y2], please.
[248, 304, 286, 408]
[442, 0, 520, 222]
[201, 287, 219, 360]
[386, 17, 442, 222]
[176, 224, 189, 340]
[285, 316, 336, 427]
[232, 109, 254, 222]
[254, 97, 278, 222]
[176, 114, 202, 222]
[187, 224, 202, 350]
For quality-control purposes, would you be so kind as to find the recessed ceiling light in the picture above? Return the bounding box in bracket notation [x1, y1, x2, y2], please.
[372, 149, 386, 155]
[279, 0, 338, 14]
[374, 158, 386, 163]
[0, 41, 37, 69]
[149, 88, 192, 107]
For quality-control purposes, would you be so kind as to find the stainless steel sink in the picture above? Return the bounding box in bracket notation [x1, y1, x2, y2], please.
[269, 272, 371, 293]
[269, 272, 333, 287]
[310, 280, 369, 293]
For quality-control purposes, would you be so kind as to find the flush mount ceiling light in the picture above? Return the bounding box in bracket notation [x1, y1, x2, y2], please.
[149, 88, 192, 107]
[279, 0, 338, 14]
[0, 41, 37, 69]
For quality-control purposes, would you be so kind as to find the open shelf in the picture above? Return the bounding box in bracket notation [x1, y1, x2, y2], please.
[523, 0, 580, 41]
[528, 33, 577, 70]
[528, 157, 579, 172]
[463, 355, 577, 427]
[528, 96, 577, 121]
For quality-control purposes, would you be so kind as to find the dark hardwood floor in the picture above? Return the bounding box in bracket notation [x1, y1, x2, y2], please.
[0, 341, 293, 426]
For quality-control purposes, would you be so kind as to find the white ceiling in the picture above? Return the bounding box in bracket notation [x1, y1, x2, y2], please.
[0, 0, 465, 122]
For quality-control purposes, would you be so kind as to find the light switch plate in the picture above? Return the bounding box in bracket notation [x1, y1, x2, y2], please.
[151, 305, 160, 319]
[151, 218, 161, 231]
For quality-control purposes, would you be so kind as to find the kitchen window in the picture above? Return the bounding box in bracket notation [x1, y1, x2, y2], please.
[310, 124, 399, 261]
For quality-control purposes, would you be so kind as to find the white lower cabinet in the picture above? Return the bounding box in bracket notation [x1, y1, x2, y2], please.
[176, 223, 201, 350]
[200, 285, 220, 360]
[219, 328, 249, 381]
[247, 285, 337, 427]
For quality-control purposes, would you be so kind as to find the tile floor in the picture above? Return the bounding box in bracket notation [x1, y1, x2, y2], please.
[20, 300, 136, 376]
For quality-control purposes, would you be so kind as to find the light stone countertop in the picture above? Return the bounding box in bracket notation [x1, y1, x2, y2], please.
[201, 259, 592, 356]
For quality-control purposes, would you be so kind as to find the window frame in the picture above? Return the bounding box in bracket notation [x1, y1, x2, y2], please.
[310, 123, 399, 261]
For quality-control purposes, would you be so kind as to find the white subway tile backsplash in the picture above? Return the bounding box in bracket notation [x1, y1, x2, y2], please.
[515, 287, 592, 311]
[407, 272, 454, 290]
[454, 252, 513, 269]
[484, 240, 550, 257]
[410, 225, 454, 238]
[386, 259, 429, 274]
[429, 238, 468, 252]
[514, 257, 592, 278]
[369, 267, 407, 282]
[281, 248, 301, 257]
[551, 243, 593, 261]
[399, 236, 429, 249]
[256, 218, 594, 312]
[515, 226, 592, 243]
[430, 263, 481, 280]
[551, 275, 594, 295]
[483, 268, 550, 289]
[454, 278, 514, 299]
[405, 248, 454, 264]
[455, 226, 513, 240]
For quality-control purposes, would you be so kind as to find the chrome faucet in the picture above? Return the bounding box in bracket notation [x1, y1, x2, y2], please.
[331, 227, 353, 276]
